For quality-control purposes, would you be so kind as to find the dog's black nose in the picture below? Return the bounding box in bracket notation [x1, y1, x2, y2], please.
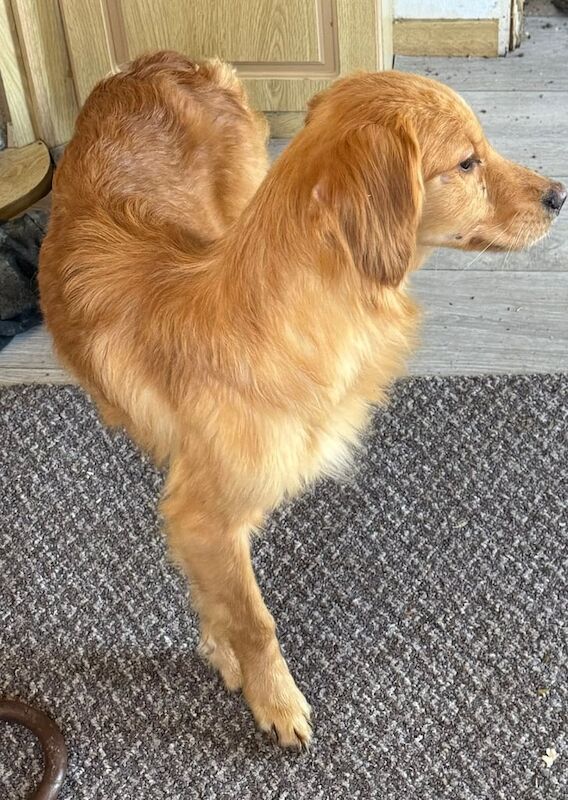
[542, 184, 567, 214]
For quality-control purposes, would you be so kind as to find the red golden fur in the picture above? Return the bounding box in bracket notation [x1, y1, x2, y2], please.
[39, 52, 565, 748]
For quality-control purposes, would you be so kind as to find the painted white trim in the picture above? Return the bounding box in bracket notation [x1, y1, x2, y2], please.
[395, 1, 502, 18]
[497, 0, 511, 55]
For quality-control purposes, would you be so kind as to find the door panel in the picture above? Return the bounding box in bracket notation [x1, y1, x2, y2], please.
[60, 0, 385, 111]
[3, 0, 393, 145]
[116, 0, 331, 68]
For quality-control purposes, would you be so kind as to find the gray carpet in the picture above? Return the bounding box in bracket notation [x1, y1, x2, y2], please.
[1, 376, 566, 799]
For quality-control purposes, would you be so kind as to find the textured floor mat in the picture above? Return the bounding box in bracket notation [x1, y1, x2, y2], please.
[1, 376, 566, 799]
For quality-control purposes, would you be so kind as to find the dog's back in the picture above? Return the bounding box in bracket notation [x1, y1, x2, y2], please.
[39, 52, 269, 459]
[53, 52, 268, 242]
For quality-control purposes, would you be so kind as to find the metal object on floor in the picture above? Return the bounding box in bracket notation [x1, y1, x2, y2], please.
[0, 699, 67, 799]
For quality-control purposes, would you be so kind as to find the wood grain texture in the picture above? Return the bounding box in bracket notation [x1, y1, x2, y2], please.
[0, 140, 52, 219]
[60, 0, 336, 108]
[409, 271, 568, 375]
[396, 17, 568, 92]
[55, 0, 387, 115]
[59, 0, 117, 107]
[0, 0, 35, 146]
[441, 90, 566, 177]
[394, 19, 499, 57]
[244, 0, 387, 112]
[117, 0, 324, 65]
[11, 0, 79, 146]
[336, 0, 379, 73]
[0, 326, 71, 384]
[264, 112, 305, 136]
[241, 78, 331, 112]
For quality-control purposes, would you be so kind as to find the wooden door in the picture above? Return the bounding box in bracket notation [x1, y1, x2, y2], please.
[1, 0, 393, 146]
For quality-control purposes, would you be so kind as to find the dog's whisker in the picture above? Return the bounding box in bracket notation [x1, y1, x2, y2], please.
[501, 221, 525, 269]
[448, 230, 502, 285]
[447, 212, 525, 285]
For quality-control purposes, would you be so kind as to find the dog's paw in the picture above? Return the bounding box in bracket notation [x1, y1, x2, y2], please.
[198, 635, 242, 692]
[244, 661, 312, 750]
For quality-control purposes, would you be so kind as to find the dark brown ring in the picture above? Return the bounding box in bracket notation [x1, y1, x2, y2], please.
[0, 699, 67, 800]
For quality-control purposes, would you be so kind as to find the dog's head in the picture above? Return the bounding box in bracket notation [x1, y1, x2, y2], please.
[303, 71, 565, 286]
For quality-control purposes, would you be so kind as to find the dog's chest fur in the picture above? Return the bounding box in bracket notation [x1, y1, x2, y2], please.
[213, 288, 419, 508]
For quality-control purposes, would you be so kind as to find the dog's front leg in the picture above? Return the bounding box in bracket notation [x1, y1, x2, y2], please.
[161, 477, 312, 749]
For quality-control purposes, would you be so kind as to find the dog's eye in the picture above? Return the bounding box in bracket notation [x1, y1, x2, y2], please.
[459, 157, 477, 173]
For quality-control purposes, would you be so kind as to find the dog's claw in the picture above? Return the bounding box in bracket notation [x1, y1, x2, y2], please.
[248, 666, 311, 748]
[295, 728, 310, 753]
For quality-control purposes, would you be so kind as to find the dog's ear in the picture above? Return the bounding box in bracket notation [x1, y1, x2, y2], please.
[312, 121, 423, 287]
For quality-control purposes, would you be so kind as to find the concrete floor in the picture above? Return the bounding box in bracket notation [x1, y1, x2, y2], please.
[0, 14, 566, 384]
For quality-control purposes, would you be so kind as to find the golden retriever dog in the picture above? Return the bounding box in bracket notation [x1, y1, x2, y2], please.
[39, 51, 565, 749]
